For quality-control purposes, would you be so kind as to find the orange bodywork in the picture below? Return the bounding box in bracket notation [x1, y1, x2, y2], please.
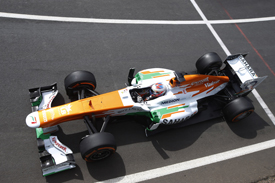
[140, 70, 165, 75]
[161, 110, 186, 119]
[153, 74, 171, 78]
[36, 91, 132, 128]
[171, 74, 229, 97]
[28, 74, 229, 129]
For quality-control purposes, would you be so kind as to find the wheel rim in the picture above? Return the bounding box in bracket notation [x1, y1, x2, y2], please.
[232, 110, 254, 122]
[90, 149, 112, 161]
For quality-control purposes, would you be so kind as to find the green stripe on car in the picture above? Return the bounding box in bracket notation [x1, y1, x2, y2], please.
[135, 72, 171, 82]
[151, 105, 189, 123]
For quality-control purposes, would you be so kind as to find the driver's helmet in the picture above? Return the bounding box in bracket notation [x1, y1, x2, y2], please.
[150, 83, 167, 98]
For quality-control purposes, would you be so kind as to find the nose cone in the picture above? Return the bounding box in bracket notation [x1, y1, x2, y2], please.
[26, 112, 40, 128]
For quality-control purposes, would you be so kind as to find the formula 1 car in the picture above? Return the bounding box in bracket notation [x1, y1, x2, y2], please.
[26, 52, 266, 176]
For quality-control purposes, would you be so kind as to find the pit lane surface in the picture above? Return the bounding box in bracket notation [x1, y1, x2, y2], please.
[1, 0, 275, 182]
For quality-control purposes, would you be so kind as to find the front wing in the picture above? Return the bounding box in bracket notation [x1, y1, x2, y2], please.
[28, 83, 76, 176]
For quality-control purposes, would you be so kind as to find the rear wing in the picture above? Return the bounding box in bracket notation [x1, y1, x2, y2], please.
[28, 83, 76, 176]
[224, 54, 267, 96]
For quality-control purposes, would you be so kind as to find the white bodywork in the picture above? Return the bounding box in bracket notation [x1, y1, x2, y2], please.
[42, 136, 75, 176]
[29, 87, 76, 176]
[112, 54, 266, 131]
[115, 68, 228, 130]
[227, 55, 267, 95]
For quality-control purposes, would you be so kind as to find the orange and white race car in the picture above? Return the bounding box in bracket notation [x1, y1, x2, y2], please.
[26, 52, 266, 176]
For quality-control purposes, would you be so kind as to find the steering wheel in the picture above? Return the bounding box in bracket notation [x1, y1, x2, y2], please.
[134, 91, 144, 103]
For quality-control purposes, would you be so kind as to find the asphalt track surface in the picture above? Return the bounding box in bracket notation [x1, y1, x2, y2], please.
[0, 0, 275, 182]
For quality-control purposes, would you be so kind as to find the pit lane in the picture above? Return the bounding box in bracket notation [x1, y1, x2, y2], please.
[0, 0, 275, 182]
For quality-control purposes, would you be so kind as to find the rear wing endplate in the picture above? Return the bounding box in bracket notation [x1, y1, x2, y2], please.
[225, 54, 267, 95]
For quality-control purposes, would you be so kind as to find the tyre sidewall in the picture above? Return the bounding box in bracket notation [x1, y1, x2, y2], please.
[223, 97, 254, 122]
[196, 52, 222, 74]
[64, 70, 96, 96]
[79, 132, 116, 162]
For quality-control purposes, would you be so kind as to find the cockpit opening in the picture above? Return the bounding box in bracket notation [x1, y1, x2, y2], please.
[130, 82, 167, 103]
[130, 88, 151, 103]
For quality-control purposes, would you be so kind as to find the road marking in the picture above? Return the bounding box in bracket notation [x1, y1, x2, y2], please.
[97, 139, 275, 183]
[98, 1, 275, 182]
[210, 16, 275, 24]
[220, 3, 275, 77]
[190, 0, 275, 125]
[1, 12, 275, 24]
[1, 3, 275, 182]
[252, 90, 275, 123]
[191, 0, 231, 55]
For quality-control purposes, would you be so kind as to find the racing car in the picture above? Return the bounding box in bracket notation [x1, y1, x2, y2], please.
[26, 52, 266, 176]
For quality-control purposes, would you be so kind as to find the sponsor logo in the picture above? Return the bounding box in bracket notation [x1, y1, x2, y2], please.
[60, 104, 72, 115]
[30, 116, 37, 124]
[204, 80, 220, 87]
[46, 91, 56, 109]
[49, 109, 55, 120]
[121, 89, 128, 94]
[42, 110, 47, 122]
[117, 107, 144, 114]
[162, 112, 197, 125]
[191, 77, 209, 86]
[51, 137, 67, 152]
[163, 118, 184, 125]
[41, 91, 57, 110]
[240, 56, 257, 77]
[161, 99, 180, 105]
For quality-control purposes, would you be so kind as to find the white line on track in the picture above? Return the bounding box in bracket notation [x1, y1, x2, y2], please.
[191, 0, 231, 56]
[191, 0, 275, 125]
[97, 139, 275, 183]
[252, 90, 275, 123]
[1, 2, 275, 182]
[1, 12, 275, 24]
[98, 1, 275, 182]
[96, 1, 275, 182]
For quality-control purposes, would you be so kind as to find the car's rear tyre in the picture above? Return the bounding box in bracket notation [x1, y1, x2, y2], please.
[64, 70, 96, 97]
[222, 97, 254, 122]
[196, 52, 223, 74]
[79, 132, 116, 162]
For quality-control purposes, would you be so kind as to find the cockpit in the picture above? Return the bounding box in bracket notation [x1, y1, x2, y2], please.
[128, 70, 186, 103]
[130, 82, 167, 103]
[130, 87, 151, 103]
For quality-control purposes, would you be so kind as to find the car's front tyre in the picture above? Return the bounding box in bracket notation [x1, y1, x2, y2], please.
[64, 70, 96, 97]
[79, 132, 116, 162]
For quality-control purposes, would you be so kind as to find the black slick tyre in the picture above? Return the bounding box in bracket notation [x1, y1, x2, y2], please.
[64, 70, 96, 97]
[196, 52, 223, 74]
[222, 97, 254, 122]
[79, 132, 116, 162]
